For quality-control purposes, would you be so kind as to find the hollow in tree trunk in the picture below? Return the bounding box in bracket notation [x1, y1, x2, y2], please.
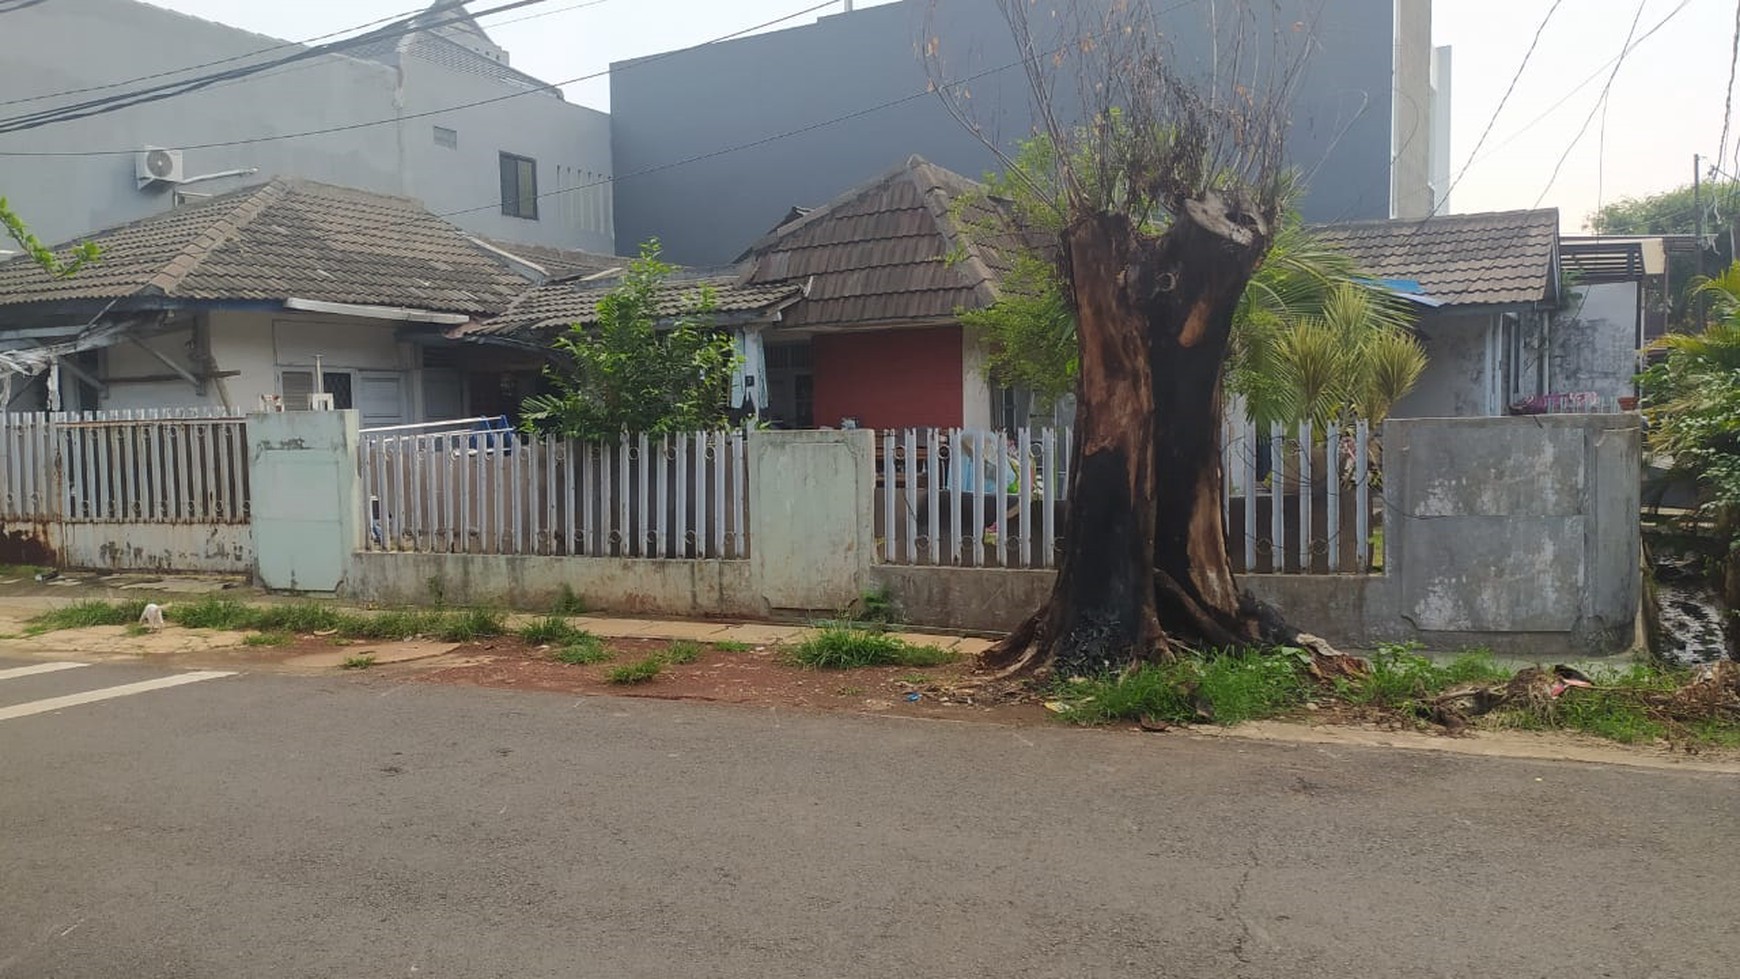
[987, 192, 1287, 677]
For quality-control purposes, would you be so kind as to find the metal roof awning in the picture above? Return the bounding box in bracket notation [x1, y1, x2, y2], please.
[1358, 277, 1447, 308]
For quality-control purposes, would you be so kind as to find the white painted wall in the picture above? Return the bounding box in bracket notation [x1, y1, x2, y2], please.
[396, 52, 615, 253]
[0, 0, 611, 252]
[960, 330, 994, 431]
[91, 310, 456, 424]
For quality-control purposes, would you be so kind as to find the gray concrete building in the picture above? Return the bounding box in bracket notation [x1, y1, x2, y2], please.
[610, 0, 1446, 264]
[0, 0, 614, 254]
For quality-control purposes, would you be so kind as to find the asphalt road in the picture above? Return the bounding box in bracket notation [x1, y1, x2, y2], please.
[1, 657, 1736, 979]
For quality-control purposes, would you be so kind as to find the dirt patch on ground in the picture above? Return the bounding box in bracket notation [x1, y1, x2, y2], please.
[413, 637, 1049, 724]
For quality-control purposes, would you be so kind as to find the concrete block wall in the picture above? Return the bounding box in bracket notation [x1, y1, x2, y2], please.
[251, 414, 1643, 655]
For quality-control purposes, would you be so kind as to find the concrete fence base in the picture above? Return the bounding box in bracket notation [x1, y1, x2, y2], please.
[253, 412, 1642, 656]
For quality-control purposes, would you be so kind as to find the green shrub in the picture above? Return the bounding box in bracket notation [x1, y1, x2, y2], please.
[166, 598, 259, 631]
[434, 608, 506, 643]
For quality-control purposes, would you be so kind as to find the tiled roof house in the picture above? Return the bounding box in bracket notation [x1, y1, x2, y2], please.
[0, 178, 543, 424]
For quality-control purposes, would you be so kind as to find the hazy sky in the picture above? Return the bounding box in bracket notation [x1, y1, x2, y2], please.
[141, 0, 1735, 230]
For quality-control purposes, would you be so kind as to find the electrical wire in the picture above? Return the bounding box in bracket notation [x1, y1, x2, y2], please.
[1718, 0, 1740, 179]
[0, 1, 436, 109]
[0, 0, 554, 136]
[0, 0, 843, 155]
[1454, 0, 1691, 180]
[1531, 0, 1651, 210]
[1429, 0, 1565, 219]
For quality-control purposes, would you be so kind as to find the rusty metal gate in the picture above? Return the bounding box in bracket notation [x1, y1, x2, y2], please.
[0, 409, 253, 573]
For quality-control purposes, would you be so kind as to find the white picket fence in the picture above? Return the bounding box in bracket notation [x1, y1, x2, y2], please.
[875, 427, 1072, 569]
[1220, 416, 1376, 575]
[874, 416, 1379, 574]
[0, 408, 251, 524]
[360, 428, 750, 558]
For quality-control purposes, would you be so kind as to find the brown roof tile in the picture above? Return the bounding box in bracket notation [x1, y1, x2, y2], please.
[466, 271, 805, 341]
[739, 155, 1029, 331]
[1311, 208, 1560, 307]
[0, 178, 531, 315]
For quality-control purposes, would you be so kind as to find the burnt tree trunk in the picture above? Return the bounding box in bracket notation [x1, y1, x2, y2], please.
[987, 193, 1278, 676]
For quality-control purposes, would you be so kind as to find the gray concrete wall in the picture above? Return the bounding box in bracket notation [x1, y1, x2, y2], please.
[749, 430, 876, 612]
[250, 409, 361, 593]
[0, 0, 611, 252]
[610, 0, 1408, 264]
[348, 554, 763, 618]
[1391, 310, 1496, 419]
[1552, 283, 1640, 404]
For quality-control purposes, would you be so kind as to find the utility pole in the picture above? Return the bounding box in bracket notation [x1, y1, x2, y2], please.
[1696, 154, 1709, 330]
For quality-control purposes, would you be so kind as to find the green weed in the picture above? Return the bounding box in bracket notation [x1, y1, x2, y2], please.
[787, 626, 956, 669]
[166, 598, 258, 631]
[517, 616, 588, 646]
[123, 623, 150, 637]
[712, 640, 753, 653]
[1339, 643, 1512, 710]
[243, 632, 292, 647]
[27, 600, 147, 634]
[552, 635, 610, 665]
[664, 641, 703, 664]
[606, 655, 664, 684]
[550, 584, 588, 616]
[1053, 649, 1311, 727]
[434, 608, 506, 643]
[250, 602, 346, 634]
[340, 654, 377, 670]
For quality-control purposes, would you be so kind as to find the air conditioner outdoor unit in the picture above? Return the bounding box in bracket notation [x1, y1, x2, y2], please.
[135, 146, 183, 188]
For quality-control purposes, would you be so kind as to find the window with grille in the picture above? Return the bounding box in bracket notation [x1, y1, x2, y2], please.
[434, 126, 458, 149]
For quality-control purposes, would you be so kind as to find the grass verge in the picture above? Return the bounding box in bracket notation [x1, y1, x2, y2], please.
[787, 625, 957, 670]
[1053, 649, 1310, 727]
[518, 616, 590, 646]
[664, 641, 703, 664]
[552, 635, 610, 665]
[606, 655, 664, 685]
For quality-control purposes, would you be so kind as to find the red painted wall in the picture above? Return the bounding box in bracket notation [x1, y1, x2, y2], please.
[811, 326, 963, 429]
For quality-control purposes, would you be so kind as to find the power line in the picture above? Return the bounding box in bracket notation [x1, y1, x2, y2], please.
[1718, 0, 1740, 176]
[1532, 0, 1651, 210]
[1430, 0, 1565, 219]
[3, 0, 616, 127]
[0, 0, 843, 156]
[0, 2, 435, 109]
[0, 0, 553, 136]
[1456, 0, 1691, 177]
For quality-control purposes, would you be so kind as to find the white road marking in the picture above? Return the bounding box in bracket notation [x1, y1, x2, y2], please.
[0, 662, 90, 682]
[0, 671, 234, 722]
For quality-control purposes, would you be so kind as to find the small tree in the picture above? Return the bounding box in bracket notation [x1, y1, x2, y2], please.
[1641, 263, 1740, 620]
[520, 241, 738, 441]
